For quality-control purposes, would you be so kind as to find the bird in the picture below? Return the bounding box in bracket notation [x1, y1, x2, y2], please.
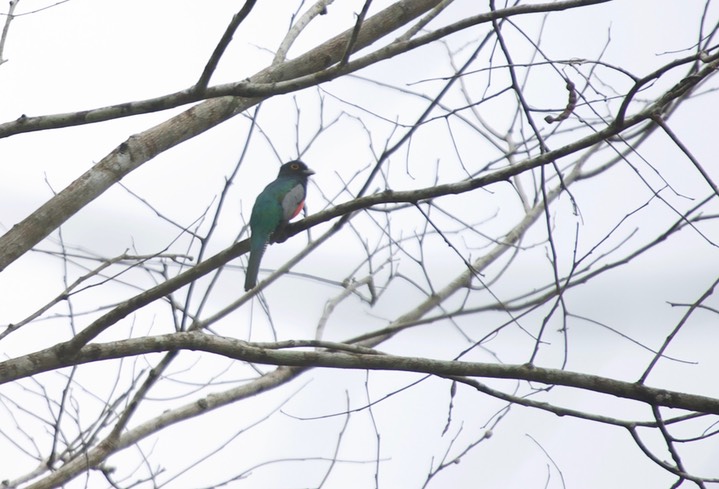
[244, 160, 315, 291]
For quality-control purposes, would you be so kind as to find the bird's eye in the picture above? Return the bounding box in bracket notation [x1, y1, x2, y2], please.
[290, 163, 300, 170]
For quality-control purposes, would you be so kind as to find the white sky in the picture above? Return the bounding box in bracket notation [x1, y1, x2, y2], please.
[1, 1, 718, 488]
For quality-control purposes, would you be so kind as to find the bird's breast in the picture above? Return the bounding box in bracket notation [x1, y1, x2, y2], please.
[281, 183, 307, 220]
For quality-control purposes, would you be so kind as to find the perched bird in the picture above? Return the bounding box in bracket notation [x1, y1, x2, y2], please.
[244, 160, 315, 291]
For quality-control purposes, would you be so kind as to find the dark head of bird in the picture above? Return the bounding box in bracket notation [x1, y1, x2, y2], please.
[278, 160, 315, 178]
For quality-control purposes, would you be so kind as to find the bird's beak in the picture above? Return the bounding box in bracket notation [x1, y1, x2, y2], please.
[304, 167, 316, 176]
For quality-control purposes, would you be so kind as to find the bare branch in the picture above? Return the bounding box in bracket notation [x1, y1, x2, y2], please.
[0, 0, 19, 65]
[7, 332, 719, 416]
[194, 0, 258, 91]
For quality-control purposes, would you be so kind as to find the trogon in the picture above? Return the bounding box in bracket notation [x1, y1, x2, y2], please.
[244, 160, 315, 291]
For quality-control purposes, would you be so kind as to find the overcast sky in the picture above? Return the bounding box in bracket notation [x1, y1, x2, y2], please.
[1, 1, 718, 488]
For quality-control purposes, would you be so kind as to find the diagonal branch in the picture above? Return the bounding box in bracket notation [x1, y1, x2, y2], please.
[194, 0, 258, 91]
[0, 0, 446, 274]
[0, 0, 613, 140]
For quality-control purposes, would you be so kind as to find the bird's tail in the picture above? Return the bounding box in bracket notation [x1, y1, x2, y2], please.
[244, 241, 267, 291]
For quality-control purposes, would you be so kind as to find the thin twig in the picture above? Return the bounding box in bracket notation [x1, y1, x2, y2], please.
[195, 0, 258, 90]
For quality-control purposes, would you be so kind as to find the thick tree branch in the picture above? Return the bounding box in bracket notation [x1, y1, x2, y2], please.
[5, 332, 719, 416]
[0, 0, 612, 139]
[0, 0, 445, 273]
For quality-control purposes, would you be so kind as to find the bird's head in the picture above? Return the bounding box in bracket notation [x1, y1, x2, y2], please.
[278, 160, 315, 178]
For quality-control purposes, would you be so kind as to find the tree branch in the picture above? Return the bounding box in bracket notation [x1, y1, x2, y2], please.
[194, 0, 258, 91]
[0, 0, 446, 273]
[7, 332, 719, 415]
